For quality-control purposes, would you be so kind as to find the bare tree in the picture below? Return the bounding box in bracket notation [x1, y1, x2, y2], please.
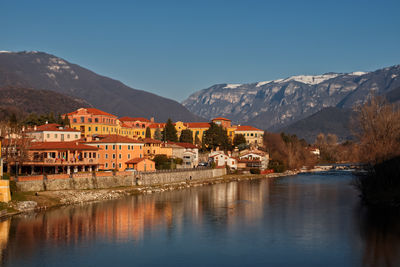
[355, 96, 400, 164]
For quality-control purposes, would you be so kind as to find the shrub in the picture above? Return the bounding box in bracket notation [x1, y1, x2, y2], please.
[250, 168, 261, 174]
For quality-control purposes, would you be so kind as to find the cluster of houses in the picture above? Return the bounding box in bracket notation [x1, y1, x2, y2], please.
[1, 107, 270, 176]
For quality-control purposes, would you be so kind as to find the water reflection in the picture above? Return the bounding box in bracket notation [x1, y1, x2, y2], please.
[0, 172, 399, 266]
[356, 206, 400, 267]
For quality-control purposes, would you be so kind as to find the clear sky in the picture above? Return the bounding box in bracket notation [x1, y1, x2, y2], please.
[1, 0, 400, 101]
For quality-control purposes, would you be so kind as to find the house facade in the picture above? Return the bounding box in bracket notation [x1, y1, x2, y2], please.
[26, 123, 81, 142]
[84, 135, 144, 171]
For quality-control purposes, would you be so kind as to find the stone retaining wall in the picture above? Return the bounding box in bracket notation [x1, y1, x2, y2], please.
[15, 168, 226, 192]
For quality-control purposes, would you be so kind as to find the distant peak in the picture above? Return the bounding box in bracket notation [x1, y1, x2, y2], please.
[224, 84, 242, 89]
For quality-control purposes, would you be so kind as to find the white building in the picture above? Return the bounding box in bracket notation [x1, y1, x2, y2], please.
[26, 123, 81, 142]
[209, 151, 237, 169]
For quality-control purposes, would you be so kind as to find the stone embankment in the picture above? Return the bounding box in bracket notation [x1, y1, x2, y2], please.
[6, 170, 299, 216]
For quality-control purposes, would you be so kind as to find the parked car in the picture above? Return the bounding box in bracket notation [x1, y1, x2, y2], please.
[198, 162, 208, 167]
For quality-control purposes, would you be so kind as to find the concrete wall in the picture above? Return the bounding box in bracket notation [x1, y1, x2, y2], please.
[15, 168, 226, 192]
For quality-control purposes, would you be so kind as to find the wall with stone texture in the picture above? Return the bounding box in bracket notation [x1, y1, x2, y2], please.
[15, 168, 226, 192]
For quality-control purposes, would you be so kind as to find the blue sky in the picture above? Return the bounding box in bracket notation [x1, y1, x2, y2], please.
[1, 0, 400, 101]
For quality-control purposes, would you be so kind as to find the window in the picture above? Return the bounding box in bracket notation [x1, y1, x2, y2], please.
[95, 127, 98, 132]
[105, 163, 108, 168]
[128, 145, 130, 150]
[54, 134, 58, 138]
[112, 163, 115, 168]
[67, 134, 70, 138]
[95, 118, 99, 123]
[105, 154, 108, 159]
[140, 154, 142, 158]
[73, 118, 77, 123]
[119, 154, 122, 159]
[93, 152, 96, 158]
[112, 154, 116, 159]
[255, 133, 257, 137]
[251, 133, 254, 136]
[105, 145, 108, 150]
[97, 145, 99, 148]
[80, 117, 84, 123]
[84, 152, 87, 158]
[88, 118, 92, 123]
[112, 145, 115, 150]
[119, 145, 121, 150]
[128, 154, 131, 159]
[75, 134, 78, 138]
[88, 127, 91, 131]
[47, 134, 50, 138]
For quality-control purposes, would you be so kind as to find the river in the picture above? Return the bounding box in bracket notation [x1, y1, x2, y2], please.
[1, 171, 399, 267]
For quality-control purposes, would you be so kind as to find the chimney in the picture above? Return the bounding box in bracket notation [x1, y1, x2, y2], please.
[34, 125, 37, 131]
[150, 117, 154, 122]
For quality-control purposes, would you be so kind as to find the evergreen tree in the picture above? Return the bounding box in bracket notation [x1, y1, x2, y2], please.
[233, 134, 247, 148]
[62, 116, 71, 127]
[163, 118, 178, 142]
[179, 129, 193, 144]
[203, 122, 231, 151]
[154, 128, 162, 141]
[194, 132, 201, 146]
[145, 127, 151, 138]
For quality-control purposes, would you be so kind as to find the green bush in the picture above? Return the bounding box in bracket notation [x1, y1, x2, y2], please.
[250, 168, 261, 174]
[268, 160, 286, 173]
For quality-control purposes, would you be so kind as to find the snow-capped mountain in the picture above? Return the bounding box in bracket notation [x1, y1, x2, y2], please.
[183, 65, 400, 131]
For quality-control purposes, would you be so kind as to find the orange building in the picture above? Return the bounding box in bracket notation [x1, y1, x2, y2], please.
[84, 135, 144, 171]
[21, 141, 99, 175]
[125, 158, 155, 172]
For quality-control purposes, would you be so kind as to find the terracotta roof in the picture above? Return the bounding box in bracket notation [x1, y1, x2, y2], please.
[86, 135, 144, 144]
[185, 122, 210, 128]
[119, 117, 150, 122]
[212, 117, 231, 121]
[238, 159, 261, 163]
[235, 125, 263, 131]
[141, 138, 162, 144]
[125, 158, 153, 164]
[65, 108, 116, 117]
[169, 142, 198, 149]
[30, 123, 80, 132]
[148, 123, 166, 129]
[29, 141, 98, 150]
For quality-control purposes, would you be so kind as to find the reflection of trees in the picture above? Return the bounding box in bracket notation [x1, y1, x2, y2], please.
[356, 206, 400, 267]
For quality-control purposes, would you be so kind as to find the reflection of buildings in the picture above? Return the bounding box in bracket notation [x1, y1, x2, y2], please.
[0, 220, 10, 262]
[3, 179, 270, 263]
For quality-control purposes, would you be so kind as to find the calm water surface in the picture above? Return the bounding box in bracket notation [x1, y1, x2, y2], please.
[1, 171, 400, 267]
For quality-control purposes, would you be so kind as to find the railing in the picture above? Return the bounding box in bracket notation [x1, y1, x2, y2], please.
[27, 158, 97, 165]
[140, 166, 211, 174]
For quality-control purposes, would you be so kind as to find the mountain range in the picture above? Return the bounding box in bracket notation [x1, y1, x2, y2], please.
[0, 51, 203, 122]
[183, 65, 400, 141]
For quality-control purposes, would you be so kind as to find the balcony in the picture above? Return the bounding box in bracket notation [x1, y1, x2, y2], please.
[26, 157, 98, 166]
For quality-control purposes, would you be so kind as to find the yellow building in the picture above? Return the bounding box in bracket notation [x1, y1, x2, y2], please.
[63, 108, 147, 139]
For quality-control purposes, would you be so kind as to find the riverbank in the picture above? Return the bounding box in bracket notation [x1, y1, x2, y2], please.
[1, 171, 299, 218]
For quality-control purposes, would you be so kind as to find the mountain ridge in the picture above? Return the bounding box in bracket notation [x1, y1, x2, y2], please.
[0, 51, 204, 122]
[183, 64, 400, 132]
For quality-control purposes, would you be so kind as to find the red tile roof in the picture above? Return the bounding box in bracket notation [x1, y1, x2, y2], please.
[125, 158, 154, 164]
[235, 125, 263, 131]
[119, 117, 150, 122]
[65, 108, 116, 117]
[141, 138, 162, 144]
[169, 142, 198, 149]
[212, 117, 231, 121]
[148, 123, 166, 129]
[29, 141, 98, 150]
[185, 122, 210, 128]
[30, 123, 80, 132]
[86, 135, 144, 144]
